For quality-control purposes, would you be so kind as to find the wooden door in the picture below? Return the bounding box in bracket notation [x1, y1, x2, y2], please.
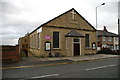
[74, 43, 80, 56]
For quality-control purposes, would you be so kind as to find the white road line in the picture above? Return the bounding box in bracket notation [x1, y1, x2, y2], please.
[85, 64, 117, 71]
[86, 66, 107, 71]
[108, 64, 117, 67]
[31, 74, 59, 78]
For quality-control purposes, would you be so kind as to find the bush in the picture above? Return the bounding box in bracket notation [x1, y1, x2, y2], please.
[55, 52, 60, 57]
[97, 48, 112, 54]
[48, 52, 52, 57]
[48, 52, 62, 57]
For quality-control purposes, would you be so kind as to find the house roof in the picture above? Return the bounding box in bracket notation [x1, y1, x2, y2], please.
[65, 30, 84, 37]
[29, 8, 96, 35]
[97, 30, 118, 37]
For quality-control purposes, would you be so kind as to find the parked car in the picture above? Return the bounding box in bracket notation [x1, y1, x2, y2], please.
[97, 48, 119, 55]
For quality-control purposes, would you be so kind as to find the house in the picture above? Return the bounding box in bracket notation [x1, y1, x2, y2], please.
[113, 36, 119, 51]
[20, 8, 97, 57]
[97, 26, 118, 51]
[18, 33, 29, 57]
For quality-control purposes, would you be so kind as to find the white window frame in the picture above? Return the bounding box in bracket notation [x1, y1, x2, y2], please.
[108, 37, 112, 41]
[103, 36, 106, 41]
[115, 37, 118, 42]
[85, 34, 90, 48]
[66, 38, 68, 49]
[38, 33, 40, 49]
[53, 31, 60, 49]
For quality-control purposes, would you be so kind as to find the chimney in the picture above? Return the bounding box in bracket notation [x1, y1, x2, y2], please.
[103, 26, 108, 32]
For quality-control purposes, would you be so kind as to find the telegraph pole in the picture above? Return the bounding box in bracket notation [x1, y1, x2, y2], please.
[96, 3, 105, 50]
[118, 1, 120, 53]
[118, 19, 120, 53]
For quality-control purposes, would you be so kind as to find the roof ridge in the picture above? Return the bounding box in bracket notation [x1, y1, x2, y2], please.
[29, 8, 74, 35]
[29, 8, 96, 35]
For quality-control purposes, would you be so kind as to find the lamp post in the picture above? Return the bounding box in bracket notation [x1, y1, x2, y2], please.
[96, 3, 105, 50]
[118, 19, 120, 53]
[118, 1, 120, 53]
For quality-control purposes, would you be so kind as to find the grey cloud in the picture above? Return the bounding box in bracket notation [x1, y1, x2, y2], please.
[1, 38, 18, 45]
[99, 2, 118, 14]
[1, 16, 43, 45]
[1, 2, 21, 15]
[1, 0, 119, 45]
[2, 20, 41, 34]
[2, 34, 20, 39]
[118, 1, 120, 35]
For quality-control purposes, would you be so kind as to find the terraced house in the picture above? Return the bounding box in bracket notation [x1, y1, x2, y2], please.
[97, 26, 118, 51]
[20, 8, 97, 57]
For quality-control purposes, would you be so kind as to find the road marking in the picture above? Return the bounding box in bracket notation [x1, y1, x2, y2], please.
[85, 64, 117, 71]
[1, 57, 117, 70]
[108, 64, 117, 67]
[30, 74, 59, 78]
[85, 66, 107, 71]
[1, 62, 68, 69]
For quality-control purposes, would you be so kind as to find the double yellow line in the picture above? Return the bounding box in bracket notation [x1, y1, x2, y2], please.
[1, 62, 69, 70]
[1, 58, 106, 70]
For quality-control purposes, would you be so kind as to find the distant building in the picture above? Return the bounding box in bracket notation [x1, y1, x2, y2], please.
[113, 36, 119, 50]
[19, 8, 97, 57]
[97, 26, 118, 51]
[18, 33, 29, 57]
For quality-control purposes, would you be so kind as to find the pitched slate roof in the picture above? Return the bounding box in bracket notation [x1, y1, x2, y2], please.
[29, 8, 96, 35]
[97, 30, 118, 37]
[65, 30, 84, 37]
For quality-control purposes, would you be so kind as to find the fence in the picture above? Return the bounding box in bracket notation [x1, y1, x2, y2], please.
[0, 45, 20, 62]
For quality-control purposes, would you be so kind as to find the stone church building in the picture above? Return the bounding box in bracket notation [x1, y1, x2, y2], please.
[21, 8, 97, 57]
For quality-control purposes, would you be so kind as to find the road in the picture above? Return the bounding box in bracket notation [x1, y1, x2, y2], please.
[2, 57, 119, 79]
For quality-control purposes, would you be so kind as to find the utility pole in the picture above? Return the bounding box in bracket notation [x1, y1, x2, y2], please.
[96, 3, 105, 50]
[118, 1, 120, 53]
[118, 19, 120, 53]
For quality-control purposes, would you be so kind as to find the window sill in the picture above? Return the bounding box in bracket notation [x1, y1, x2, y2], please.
[53, 48, 61, 50]
[85, 47, 91, 50]
[92, 49, 96, 50]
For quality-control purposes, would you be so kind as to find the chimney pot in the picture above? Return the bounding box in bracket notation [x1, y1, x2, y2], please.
[103, 26, 108, 32]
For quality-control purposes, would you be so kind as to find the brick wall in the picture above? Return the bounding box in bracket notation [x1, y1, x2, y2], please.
[0, 45, 20, 62]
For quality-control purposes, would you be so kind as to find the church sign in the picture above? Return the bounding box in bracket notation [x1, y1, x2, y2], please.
[44, 35, 52, 40]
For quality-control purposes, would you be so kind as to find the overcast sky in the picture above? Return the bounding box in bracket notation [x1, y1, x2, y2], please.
[0, 0, 119, 45]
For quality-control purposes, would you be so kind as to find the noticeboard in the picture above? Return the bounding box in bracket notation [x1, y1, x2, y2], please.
[45, 41, 51, 51]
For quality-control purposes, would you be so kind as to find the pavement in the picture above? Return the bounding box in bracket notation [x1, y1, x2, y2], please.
[2, 54, 118, 68]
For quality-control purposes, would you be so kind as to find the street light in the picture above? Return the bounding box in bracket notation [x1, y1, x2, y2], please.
[96, 3, 105, 29]
[96, 3, 105, 50]
[118, 19, 120, 53]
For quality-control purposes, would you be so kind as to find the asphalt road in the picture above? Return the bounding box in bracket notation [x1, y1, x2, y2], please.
[2, 57, 119, 79]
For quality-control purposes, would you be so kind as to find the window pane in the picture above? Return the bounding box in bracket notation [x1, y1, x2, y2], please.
[38, 33, 40, 48]
[53, 32, 59, 48]
[74, 39, 79, 42]
[103, 37, 106, 41]
[108, 37, 112, 41]
[85, 34, 90, 47]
